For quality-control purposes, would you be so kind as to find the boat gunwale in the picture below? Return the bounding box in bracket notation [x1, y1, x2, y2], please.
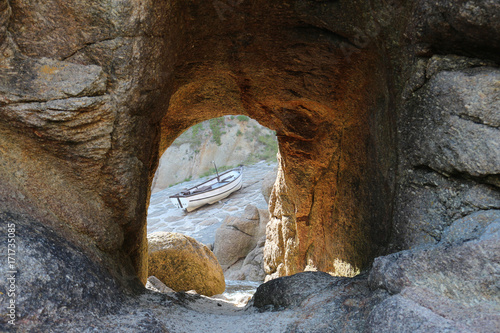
[169, 166, 242, 199]
[188, 176, 242, 203]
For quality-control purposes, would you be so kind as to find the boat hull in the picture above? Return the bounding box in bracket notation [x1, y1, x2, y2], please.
[169, 167, 243, 212]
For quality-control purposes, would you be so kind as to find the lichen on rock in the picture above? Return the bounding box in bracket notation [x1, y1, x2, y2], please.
[148, 232, 225, 296]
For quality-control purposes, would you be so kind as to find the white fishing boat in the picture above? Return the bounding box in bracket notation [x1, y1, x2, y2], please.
[169, 165, 243, 212]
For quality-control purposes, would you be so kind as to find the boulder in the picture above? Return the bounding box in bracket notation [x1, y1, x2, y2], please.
[251, 271, 389, 332]
[213, 205, 261, 270]
[224, 237, 266, 281]
[213, 205, 268, 281]
[148, 232, 225, 296]
[253, 271, 337, 310]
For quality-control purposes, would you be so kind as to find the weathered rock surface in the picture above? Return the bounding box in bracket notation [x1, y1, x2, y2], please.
[214, 205, 261, 269]
[0, 0, 499, 330]
[261, 167, 278, 204]
[251, 272, 389, 332]
[148, 232, 225, 296]
[0, 211, 126, 330]
[253, 271, 340, 310]
[213, 204, 268, 281]
[394, 57, 500, 250]
[0, 0, 171, 290]
[6, 207, 500, 331]
[366, 218, 500, 333]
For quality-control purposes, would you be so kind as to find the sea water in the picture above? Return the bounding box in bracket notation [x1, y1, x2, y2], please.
[216, 280, 261, 306]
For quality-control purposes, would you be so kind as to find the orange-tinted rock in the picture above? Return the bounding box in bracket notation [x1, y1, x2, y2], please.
[0, 0, 396, 290]
[148, 232, 225, 296]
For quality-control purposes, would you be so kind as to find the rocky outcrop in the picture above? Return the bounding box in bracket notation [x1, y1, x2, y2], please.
[252, 216, 500, 332]
[0, 0, 171, 292]
[148, 232, 225, 296]
[253, 271, 344, 310]
[366, 216, 500, 333]
[252, 271, 390, 331]
[11, 215, 498, 332]
[213, 204, 268, 281]
[0, 211, 125, 329]
[0, 0, 499, 330]
[394, 58, 500, 249]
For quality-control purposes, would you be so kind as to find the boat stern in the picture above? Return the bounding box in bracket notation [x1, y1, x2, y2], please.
[170, 196, 188, 210]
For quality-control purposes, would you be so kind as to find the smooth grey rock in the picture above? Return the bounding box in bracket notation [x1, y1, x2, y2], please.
[407, 67, 500, 177]
[225, 243, 265, 281]
[367, 293, 469, 333]
[367, 286, 500, 333]
[394, 62, 500, 250]
[393, 168, 500, 248]
[252, 271, 389, 332]
[368, 215, 500, 332]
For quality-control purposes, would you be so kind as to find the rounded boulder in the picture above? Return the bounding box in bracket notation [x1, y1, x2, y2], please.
[148, 232, 225, 296]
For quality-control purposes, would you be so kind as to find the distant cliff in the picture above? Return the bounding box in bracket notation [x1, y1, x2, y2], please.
[151, 116, 277, 192]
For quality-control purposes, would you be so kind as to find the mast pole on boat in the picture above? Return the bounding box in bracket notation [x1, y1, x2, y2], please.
[212, 161, 220, 182]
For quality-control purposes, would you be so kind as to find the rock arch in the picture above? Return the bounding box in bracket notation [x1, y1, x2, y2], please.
[2, 0, 500, 330]
[0, 0, 395, 291]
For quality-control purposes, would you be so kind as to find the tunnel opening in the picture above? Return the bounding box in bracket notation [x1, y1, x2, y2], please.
[147, 115, 279, 303]
[146, 44, 396, 288]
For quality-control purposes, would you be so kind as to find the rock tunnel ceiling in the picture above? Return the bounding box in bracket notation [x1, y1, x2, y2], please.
[1, 1, 499, 327]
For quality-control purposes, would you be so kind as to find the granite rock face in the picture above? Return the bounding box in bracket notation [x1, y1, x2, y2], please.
[0, 211, 126, 330]
[214, 205, 268, 281]
[366, 215, 500, 333]
[394, 57, 500, 249]
[213, 205, 261, 270]
[0, 0, 499, 330]
[0, 0, 171, 291]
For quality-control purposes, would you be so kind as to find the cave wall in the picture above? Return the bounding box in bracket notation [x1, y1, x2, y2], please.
[392, 0, 500, 250]
[0, 0, 397, 291]
[0, 0, 173, 287]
